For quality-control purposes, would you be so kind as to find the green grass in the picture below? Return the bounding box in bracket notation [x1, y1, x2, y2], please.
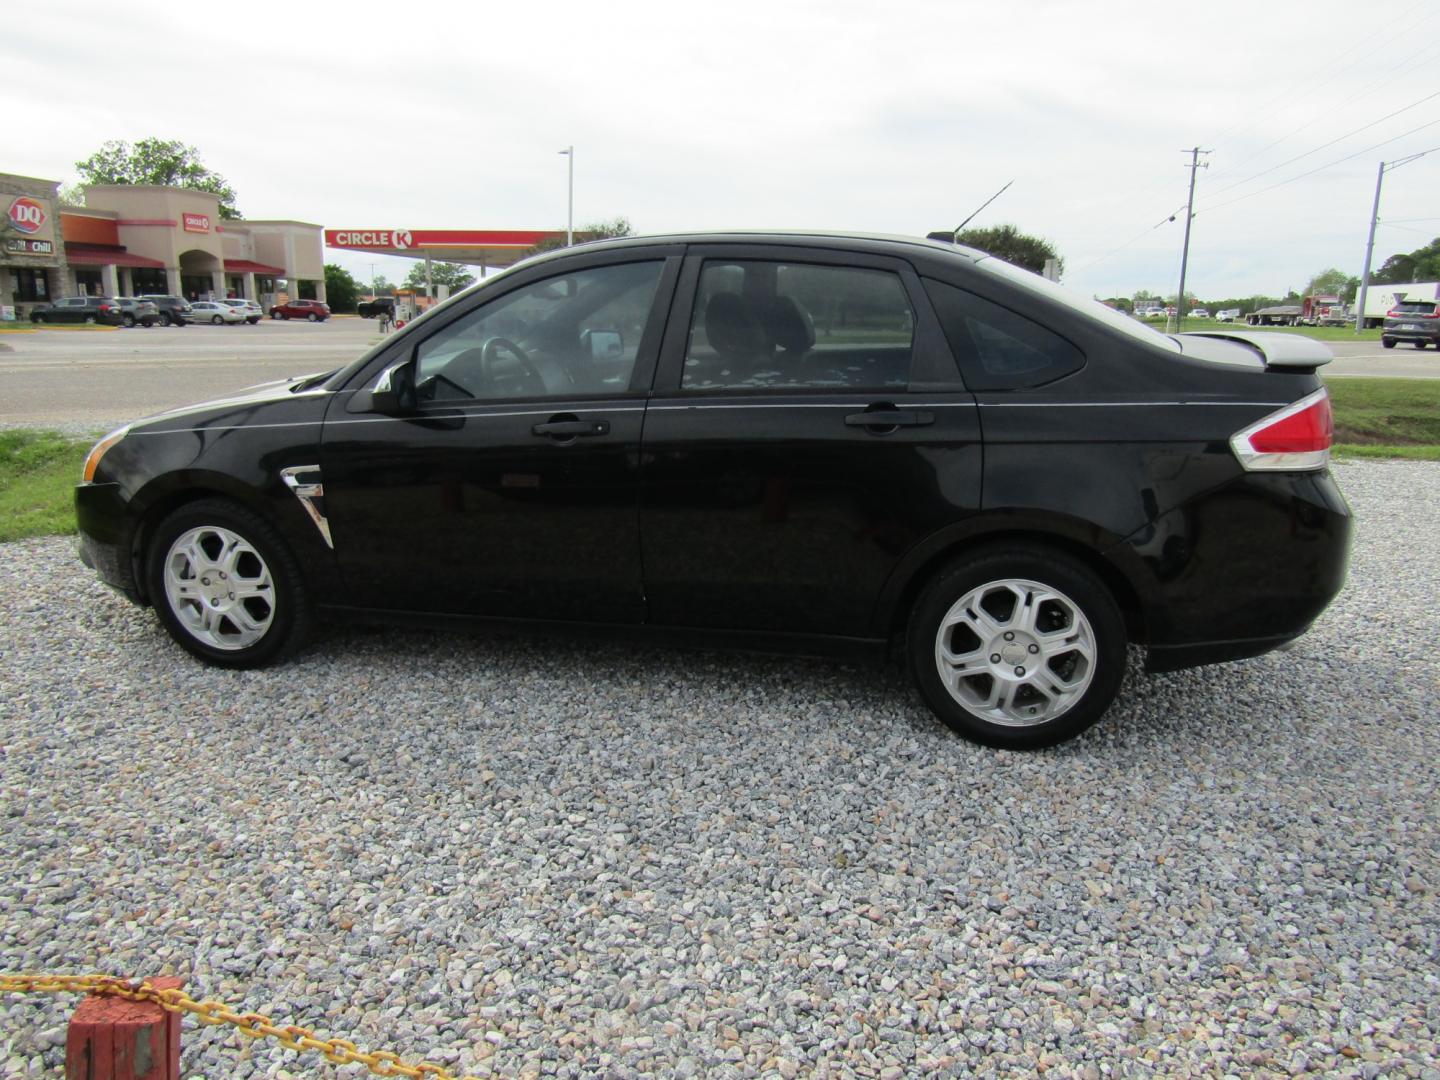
[1325, 376, 1440, 447]
[0, 430, 90, 542]
[1174, 318, 1380, 341]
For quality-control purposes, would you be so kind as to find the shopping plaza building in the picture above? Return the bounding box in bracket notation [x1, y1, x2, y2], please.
[2, 171, 325, 318]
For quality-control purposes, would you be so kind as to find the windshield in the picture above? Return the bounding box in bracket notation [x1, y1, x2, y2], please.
[971, 255, 1182, 353]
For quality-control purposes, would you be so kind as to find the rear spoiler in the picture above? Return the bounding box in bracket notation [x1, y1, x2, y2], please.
[1180, 330, 1332, 370]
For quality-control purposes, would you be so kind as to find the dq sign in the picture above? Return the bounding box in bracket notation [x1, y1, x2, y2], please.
[7, 197, 47, 235]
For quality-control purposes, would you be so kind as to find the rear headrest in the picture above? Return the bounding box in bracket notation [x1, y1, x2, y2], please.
[704, 292, 767, 362]
[762, 296, 815, 354]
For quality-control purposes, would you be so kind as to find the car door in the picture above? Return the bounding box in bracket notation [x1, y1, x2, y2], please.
[56, 298, 85, 323]
[638, 245, 983, 639]
[319, 250, 681, 623]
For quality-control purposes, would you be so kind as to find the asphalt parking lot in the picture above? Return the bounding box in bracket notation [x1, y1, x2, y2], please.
[0, 321, 1435, 431]
[0, 459, 1436, 1077]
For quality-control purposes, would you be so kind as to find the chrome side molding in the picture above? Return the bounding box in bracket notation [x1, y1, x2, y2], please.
[280, 465, 333, 549]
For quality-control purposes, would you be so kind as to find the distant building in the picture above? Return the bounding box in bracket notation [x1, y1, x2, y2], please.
[2, 170, 324, 318]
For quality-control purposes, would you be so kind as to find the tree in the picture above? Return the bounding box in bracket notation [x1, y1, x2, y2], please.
[403, 261, 476, 295]
[369, 274, 394, 296]
[1101, 296, 1133, 313]
[927, 223, 1063, 277]
[74, 138, 242, 219]
[1303, 267, 1360, 302]
[1373, 237, 1440, 285]
[324, 264, 361, 313]
[524, 216, 635, 258]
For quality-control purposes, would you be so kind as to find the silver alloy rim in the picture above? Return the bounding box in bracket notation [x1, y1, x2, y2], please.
[163, 526, 276, 650]
[934, 577, 1097, 727]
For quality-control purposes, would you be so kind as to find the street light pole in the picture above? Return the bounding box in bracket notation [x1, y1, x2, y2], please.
[558, 146, 574, 246]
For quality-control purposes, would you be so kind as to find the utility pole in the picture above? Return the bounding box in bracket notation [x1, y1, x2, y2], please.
[1352, 147, 1440, 331]
[1173, 147, 1209, 332]
[1354, 161, 1385, 333]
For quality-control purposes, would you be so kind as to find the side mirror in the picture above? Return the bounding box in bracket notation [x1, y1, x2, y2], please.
[353, 358, 416, 414]
[582, 329, 623, 362]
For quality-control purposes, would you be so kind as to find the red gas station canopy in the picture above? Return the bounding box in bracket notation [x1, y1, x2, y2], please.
[324, 228, 564, 269]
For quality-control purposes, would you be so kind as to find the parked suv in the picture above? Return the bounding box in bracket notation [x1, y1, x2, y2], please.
[114, 298, 160, 328]
[270, 298, 331, 322]
[28, 296, 124, 325]
[139, 296, 194, 327]
[1381, 299, 1440, 349]
[357, 297, 395, 318]
[219, 299, 264, 324]
[74, 232, 1351, 749]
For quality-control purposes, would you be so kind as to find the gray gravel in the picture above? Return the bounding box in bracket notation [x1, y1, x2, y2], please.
[1, 458, 1437, 1079]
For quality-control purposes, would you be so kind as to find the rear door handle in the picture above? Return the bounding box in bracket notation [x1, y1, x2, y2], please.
[844, 410, 934, 428]
[532, 419, 610, 438]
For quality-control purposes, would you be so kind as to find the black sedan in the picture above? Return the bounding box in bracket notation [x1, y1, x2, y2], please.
[76, 233, 1351, 748]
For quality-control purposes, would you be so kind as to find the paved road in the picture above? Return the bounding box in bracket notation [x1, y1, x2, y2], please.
[0, 323, 1433, 430]
[0, 319, 383, 429]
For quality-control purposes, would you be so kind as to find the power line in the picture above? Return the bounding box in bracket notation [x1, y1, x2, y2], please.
[1196, 118, 1440, 216]
[1196, 90, 1440, 206]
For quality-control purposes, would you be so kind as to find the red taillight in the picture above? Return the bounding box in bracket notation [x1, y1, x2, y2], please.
[1231, 389, 1332, 471]
[1386, 309, 1398, 318]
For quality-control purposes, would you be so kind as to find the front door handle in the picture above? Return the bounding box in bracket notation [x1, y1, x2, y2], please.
[532, 419, 610, 438]
[844, 409, 934, 429]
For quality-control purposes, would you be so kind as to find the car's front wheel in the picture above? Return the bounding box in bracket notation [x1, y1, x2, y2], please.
[307, 312, 319, 322]
[1383, 338, 1395, 348]
[146, 498, 312, 668]
[122, 314, 136, 328]
[907, 545, 1126, 749]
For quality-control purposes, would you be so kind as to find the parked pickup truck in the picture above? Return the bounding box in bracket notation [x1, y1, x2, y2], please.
[357, 297, 395, 318]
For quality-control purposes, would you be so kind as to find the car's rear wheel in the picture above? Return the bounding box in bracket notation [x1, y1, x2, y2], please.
[1383, 338, 1395, 348]
[122, 314, 136, 328]
[907, 545, 1126, 749]
[1414, 342, 1428, 349]
[146, 498, 311, 668]
[211, 315, 224, 325]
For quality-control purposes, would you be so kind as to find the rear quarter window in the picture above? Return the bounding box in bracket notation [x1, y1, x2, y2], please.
[922, 279, 1084, 391]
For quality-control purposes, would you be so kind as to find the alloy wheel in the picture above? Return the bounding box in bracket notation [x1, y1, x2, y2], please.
[162, 525, 276, 651]
[933, 577, 1097, 727]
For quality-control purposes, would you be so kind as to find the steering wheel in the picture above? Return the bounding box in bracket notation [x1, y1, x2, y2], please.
[480, 337, 545, 395]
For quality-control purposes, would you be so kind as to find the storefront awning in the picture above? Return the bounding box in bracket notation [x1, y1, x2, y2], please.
[224, 259, 287, 276]
[64, 243, 165, 269]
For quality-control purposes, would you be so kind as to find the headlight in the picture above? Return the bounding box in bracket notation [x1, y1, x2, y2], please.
[82, 425, 130, 483]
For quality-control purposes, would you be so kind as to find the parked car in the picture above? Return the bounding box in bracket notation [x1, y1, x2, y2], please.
[219, 299, 264, 324]
[139, 296, 194, 327]
[357, 297, 395, 319]
[270, 299, 331, 322]
[28, 296, 124, 325]
[114, 298, 160, 328]
[187, 301, 247, 325]
[1190, 308, 1210, 319]
[1380, 299, 1440, 349]
[1215, 308, 1242, 323]
[75, 232, 1351, 749]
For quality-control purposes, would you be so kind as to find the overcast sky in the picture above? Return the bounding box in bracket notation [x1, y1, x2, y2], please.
[5, 0, 1438, 300]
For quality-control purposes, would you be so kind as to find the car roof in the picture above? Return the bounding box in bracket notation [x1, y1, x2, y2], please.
[522, 230, 988, 264]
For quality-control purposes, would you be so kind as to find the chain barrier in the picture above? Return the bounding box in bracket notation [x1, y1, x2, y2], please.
[0, 973, 485, 1080]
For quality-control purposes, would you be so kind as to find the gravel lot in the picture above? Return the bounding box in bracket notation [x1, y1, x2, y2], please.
[1, 459, 1437, 1079]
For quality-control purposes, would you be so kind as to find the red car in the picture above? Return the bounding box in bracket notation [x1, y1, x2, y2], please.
[269, 298, 331, 322]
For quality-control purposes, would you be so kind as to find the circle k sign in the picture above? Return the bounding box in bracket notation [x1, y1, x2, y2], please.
[7, 197, 47, 235]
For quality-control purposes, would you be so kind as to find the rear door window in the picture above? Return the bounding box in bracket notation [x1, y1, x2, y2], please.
[682, 260, 915, 391]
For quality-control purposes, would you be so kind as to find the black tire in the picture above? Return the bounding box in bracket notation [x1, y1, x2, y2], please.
[122, 314, 136, 328]
[145, 497, 312, 668]
[307, 312, 319, 322]
[907, 544, 1126, 749]
[1414, 342, 1427, 350]
[30, 313, 44, 324]
[212, 315, 224, 325]
[1382, 338, 1395, 348]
